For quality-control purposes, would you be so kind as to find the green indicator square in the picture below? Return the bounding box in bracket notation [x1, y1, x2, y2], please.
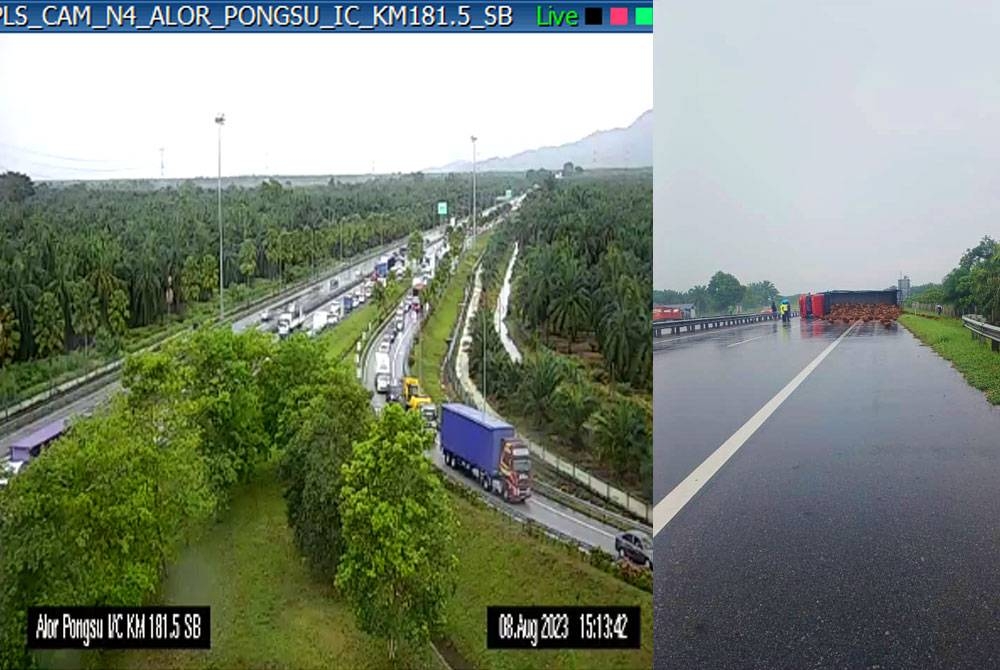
[635, 7, 652, 25]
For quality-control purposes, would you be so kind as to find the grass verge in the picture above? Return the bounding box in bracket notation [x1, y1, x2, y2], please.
[100, 467, 439, 670]
[417, 235, 491, 403]
[444, 492, 653, 670]
[900, 313, 1000, 404]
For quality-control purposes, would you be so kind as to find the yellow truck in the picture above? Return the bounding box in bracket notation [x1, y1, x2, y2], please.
[402, 376, 438, 429]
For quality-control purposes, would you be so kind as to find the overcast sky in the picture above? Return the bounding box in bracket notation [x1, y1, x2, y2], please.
[654, 1, 1000, 292]
[0, 34, 650, 180]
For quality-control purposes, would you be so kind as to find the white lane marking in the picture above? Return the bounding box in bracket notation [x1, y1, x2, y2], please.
[727, 335, 765, 348]
[653, 321, 858, 537]
[531, 498, 616, 539]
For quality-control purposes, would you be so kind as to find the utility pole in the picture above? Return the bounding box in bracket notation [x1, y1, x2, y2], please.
[482, 285, 487, 418]
[215, 113, 225, 319]
[471, 135, 477, 243]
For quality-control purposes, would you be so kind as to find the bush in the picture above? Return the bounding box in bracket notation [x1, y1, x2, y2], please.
[279, 374, 373, 579]
[0, 398, 215, 667]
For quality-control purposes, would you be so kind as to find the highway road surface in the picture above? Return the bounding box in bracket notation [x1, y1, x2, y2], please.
[655, 317, 1000, 669]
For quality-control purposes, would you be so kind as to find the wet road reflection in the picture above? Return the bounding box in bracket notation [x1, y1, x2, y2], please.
[655, 318, 1000, 668]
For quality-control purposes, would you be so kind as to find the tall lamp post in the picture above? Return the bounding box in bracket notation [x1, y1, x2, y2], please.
[215, 113, 226, 319]
[471, 135, 477, 244]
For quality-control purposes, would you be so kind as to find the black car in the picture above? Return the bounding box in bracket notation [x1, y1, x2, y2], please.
[615, 530, 652, 570]
[386, 383, 403, 405]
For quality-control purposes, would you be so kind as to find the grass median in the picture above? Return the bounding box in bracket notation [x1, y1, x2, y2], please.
[900, 313, 1000, 403]
[417, 235, 491, 403]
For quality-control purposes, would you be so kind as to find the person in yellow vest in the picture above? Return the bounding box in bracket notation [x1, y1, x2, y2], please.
[779, 299, 790, 323]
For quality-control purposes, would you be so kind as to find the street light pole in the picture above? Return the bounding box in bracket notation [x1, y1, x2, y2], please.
[482, 281, 487, 417]
[471, 135, 477, 243]
[215, 113, 225, 319]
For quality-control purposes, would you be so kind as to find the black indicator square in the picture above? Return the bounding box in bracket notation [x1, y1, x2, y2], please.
[584, 7, 603, 25]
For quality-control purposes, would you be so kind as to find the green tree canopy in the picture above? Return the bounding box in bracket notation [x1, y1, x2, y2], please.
[335, 405, 458, 661]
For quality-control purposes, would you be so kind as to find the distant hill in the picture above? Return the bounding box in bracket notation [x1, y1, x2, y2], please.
[427, 110, 652, 173]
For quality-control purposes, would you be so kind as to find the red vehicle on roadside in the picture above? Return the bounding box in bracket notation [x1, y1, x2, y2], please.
[653, 306, 684, 321]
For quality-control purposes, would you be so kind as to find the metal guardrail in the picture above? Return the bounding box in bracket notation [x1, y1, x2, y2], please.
[654, 311, 800, 337]
[533, 480, 652, 534]
[963, 315, 1000, 352]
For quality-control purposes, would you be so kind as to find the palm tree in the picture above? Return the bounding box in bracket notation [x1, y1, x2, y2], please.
[130, 253, 163, 327]
[0, 303, 20, 367]
[181, 255, 202, 304]
[71, 281, 99, 357]
[515, 350, 565, 423]
[107, 289, 130, 340]
[238, 238, 257, 285]
[88, 235, 123, 316]
[34, 290, 64, 359]
[552, 381, 597, 449]
[547, 257, 591, 352]
[48, 242, 79, 340]
[592, 396, 649, 478]
[4, 254, 40, 359]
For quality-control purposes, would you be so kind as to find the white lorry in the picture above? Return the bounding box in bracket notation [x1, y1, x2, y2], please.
[374, 352, 392, 394]
[277, 313, 292, 338]
[308, 311, 328, 337]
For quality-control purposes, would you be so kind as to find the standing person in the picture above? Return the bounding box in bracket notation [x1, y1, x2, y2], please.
[771, 299, 777, 318]
[780, 299, 790, 323]
[936, 304, 943, 316]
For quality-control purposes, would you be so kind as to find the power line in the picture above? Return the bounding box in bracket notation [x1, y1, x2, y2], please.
[0, 141, 136, 165]
[4, 157, 140, 174]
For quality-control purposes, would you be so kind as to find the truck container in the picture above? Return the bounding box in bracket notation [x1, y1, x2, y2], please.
[799, 295, 808, 317]
[342, 294, 354, 313]
[822, 289, 897, 316]
[376, 261, 388, 278]
[439, 403, 531, 503]
[309, 311, 328, 336]
[811, 293, 825, 317]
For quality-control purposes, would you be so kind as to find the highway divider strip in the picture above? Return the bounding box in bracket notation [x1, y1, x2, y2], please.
[653, 320, 858, 537]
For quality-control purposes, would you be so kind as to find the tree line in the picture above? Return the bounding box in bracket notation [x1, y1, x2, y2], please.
[472, 180, 653, 499]
[504, 176, 652, 390]
[654, 272, 782, 315]
[905, 236, 1000, 323]
[0, 170, 522, 367]
[0, 328, 456, 667]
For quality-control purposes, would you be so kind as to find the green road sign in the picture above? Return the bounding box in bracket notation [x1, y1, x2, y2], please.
[437, 201, 447, 216]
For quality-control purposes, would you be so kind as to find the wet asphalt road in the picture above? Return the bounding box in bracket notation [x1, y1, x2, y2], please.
[655, 318, 1000, 669]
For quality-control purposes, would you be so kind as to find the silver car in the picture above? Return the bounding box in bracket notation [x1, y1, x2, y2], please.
[615, 530, 652, 570]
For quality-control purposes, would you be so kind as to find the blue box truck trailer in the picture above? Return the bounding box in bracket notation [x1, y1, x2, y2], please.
[342, 294, 354, 313]
[439, 403, 531, 502]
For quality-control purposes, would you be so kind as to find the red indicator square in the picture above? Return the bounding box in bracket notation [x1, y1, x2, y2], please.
[609, 7, 628, 25]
